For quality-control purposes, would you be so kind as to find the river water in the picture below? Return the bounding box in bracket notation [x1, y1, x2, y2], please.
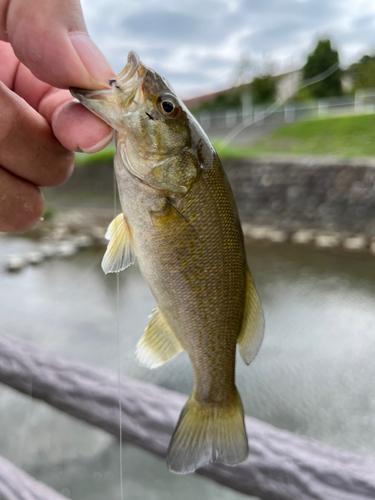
[1, 234, 375, 499]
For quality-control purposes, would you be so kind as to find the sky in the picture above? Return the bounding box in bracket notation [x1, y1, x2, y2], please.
[81, 0, 375, 98]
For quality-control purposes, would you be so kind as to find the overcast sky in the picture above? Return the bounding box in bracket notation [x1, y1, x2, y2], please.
[81, 0, 375, 98]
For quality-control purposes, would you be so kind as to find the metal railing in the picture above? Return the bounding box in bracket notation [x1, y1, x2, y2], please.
[193, 89, 375, 132]
[1, 334, 375, 500]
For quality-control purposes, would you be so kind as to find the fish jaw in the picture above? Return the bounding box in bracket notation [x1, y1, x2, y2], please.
[70, 51, 146, 130]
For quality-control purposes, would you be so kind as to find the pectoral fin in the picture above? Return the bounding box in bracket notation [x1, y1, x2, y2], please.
[101, 213, 136, 274]
[136, 307, 184, 369]
[238, 267, 265, 365]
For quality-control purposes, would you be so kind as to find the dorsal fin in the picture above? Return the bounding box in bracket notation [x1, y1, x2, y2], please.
[136, 307, 184, 369]
[101, 213, 136, 274]
[237, 267, 265, 365]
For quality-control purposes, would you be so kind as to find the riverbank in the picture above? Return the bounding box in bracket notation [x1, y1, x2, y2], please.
[39, 155, 375, 244]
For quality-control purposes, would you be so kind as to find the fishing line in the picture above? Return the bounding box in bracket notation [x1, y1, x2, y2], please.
[117, 272, 124, 500]
[217, 62, 340, 152]
[114, 165, 125, 500]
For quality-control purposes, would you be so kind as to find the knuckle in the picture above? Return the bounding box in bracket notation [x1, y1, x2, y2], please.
[40, 149, 75, 187]
[0, 84, 21, 146]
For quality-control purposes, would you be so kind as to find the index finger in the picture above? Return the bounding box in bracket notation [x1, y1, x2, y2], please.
[1, 0, 115, 89]
[0, 42, 113, 153]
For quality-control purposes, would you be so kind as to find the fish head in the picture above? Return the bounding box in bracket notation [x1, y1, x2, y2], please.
[71, 52, 192, 175]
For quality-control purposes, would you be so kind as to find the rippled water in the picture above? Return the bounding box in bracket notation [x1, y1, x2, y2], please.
[1, 235, 375, 499]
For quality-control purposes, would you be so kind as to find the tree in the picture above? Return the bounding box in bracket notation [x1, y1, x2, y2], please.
[193, 90, 242, 113]
[251, 75, 276, 104]
[347, 55, 375, 92]
[302, 39, 342, 98]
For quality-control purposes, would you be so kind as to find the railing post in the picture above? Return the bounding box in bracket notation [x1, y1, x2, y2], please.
[284, 102, 295, 123]
[254, 104, 265, 125]
[318, 99, 328, 117]
[241, 91, 252, 122]
[355, 89, 364, 114]
[225, 110, 237, 128]
[199, 111, 211, 130]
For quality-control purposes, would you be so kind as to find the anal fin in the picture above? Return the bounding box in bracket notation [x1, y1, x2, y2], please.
[101, 213, 136, 274]
[136, 307, 183, 369]
[238, 267, 265, 365]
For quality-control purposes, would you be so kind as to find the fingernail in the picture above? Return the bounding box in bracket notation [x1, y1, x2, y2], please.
[79, 131, 113, 154]
[70, 32, 115, 86]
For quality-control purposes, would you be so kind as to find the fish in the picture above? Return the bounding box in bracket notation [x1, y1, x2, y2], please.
[70, 52, 264, 474]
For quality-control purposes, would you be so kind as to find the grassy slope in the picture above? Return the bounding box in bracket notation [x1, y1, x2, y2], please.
[74, 145, 115, 166]
[74, 114, 375, 165]
[214, 114, 375, 159]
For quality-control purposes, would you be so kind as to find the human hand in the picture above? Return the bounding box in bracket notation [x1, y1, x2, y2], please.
[0, 0, 115, 232]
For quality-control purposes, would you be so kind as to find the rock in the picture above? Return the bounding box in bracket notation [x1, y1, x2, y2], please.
[56, 242, 77, 258]
[315, 233, 342, 249]
[40, 244, 59, 259]
[291, 230, 315, 245]
[266, 230, 288, 243]
[5, 256, 27, 272]
[242, 225, 272, 240]
[28, 252, 45, 265]
[91, 227, 106, 241]
[74, 235, 94, 249]
[343, 235, 368, 251]
[50, 226, 70, 241]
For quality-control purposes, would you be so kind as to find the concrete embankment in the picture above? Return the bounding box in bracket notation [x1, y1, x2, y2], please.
[224, 156, 375, 253]
[40, 156, 375, 255]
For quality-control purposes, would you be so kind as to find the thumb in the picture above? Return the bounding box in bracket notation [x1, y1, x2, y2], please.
[2, 0, 115, 89]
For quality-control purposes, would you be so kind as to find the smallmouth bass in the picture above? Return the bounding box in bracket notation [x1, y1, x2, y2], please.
[71, 52, 264, 474]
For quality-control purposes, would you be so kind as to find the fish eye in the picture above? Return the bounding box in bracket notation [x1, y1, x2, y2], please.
[157, 95, 180, 117]
[162, 101, 174, 113]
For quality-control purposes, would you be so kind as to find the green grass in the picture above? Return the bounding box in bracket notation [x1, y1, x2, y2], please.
[214, 114, 375, 159]
[74, 114, 375, 165]
[74, 144, 115, 166]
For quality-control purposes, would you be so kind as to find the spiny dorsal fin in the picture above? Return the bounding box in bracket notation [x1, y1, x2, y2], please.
[101, 213, 136, 274]
[238, 267, 265, 365]
[136, 307, 183, 369]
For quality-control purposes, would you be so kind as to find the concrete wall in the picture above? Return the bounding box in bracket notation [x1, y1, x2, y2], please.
[225, 157, 375, 236]
[51, 156, 375, 237]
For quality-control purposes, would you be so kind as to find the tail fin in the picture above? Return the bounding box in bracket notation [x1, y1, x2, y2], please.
[167, 389, 248, 474]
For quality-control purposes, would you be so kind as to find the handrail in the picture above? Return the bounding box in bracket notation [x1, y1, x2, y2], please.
[0, 455, 67, 500]
[0, 334, 374, 500]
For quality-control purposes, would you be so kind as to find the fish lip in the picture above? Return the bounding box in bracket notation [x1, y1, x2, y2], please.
[70, 51, 143, 104]
[117, 51, 140, 86]
[69, 51, 141, 102]
[70, 86, 114, 102]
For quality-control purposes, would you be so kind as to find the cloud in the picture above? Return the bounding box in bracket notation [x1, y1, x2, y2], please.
[81, 0, 375, 97]
[121, 10, 207, 42]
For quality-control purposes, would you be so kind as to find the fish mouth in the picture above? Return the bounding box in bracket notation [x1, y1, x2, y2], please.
[70, 51, 146, 127]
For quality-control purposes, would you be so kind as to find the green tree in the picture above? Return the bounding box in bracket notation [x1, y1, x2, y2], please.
[251, 75, 276, 104]
[190, 88, 244, 113]
[347, 55, 375, 92]
[302, 39, 342, 98]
